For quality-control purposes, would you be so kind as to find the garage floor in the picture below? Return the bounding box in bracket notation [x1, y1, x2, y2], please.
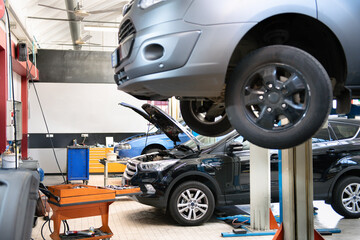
[31, 175, 359, 240]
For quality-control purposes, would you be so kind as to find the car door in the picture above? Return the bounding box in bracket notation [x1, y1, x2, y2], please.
[237, 145, 280, 203]
[221, 135, 252, 205]
[312, 121, 360, 199]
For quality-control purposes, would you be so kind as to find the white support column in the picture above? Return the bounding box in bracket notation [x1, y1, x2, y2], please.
[104, 159, 108, 187]
[250, 144, 271, 230]
[282, 139, 314, 240]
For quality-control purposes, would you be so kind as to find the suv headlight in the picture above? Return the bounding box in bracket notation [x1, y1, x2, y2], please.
[139, 159, 178, 171]
[138, 0, 165, 9]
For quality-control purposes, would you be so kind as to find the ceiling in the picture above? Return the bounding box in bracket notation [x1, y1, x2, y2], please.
[8, 0, 127, 52]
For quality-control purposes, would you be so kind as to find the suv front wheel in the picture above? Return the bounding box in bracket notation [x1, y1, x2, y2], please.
[168, 181, 215, 226]
[225, 45, 332, 149]
[331, 176, 360, 218]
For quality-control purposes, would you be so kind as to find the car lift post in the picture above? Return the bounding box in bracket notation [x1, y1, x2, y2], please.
[220, 144, 279, 237]
[276, 139, 325, 240]
[250, 144, 271, 230]
[221, 139, 338, 238]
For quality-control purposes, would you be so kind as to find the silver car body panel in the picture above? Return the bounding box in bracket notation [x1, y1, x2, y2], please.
[114, 0, 359, 99]
[317, 0, 360, 86]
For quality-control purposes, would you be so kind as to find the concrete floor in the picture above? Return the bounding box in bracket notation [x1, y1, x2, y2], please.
[31, 175, 359, 240]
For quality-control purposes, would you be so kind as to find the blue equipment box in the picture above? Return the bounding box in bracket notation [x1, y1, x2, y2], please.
[67, 146, 89, 182]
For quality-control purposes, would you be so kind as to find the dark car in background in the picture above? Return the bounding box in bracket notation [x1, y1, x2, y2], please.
[122, 103, 360, 226]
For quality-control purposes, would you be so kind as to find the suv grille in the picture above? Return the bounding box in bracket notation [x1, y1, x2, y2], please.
[124, 159, 139, 180]
[118, 19, 136, 44]
[114, 68, 129, 85]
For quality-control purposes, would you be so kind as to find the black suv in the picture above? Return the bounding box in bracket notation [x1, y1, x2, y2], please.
[121, 103, 360, 226]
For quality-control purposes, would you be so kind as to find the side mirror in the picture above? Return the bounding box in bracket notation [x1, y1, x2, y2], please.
[227, 141, 243, 154]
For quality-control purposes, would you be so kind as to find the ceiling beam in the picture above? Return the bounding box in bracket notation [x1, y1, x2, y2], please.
[27, 16, 120, 25]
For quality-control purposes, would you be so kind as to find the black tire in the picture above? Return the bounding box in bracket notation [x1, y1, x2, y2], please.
[225, 45, 332, 149]
[169, 181, 215, 226]
[180, 100, 233, 137]
[331, 176, 360, 218]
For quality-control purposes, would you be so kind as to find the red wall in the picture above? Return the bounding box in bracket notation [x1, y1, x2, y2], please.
[0, 26, 39, 158]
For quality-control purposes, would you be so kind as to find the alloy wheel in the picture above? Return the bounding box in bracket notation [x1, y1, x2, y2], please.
[176, 188, 209, 221]
[342, 183, 360, 213]
[243, 64, 310, 131]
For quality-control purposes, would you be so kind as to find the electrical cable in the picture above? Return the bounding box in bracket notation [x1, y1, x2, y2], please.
[144, 123, 151, 150]
[62, 220, 68, 234]
[5, 6, 18, 169]
[48, 216, 52, 233]
[40, 218, 70, 239]
[64, 220, 70, 232]
[40, 218, 49, 240]
[26, 61, 66, 183]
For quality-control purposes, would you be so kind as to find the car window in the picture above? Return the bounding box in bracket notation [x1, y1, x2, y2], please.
[312, 127, 334, 143]
[330, 122, 359, 140]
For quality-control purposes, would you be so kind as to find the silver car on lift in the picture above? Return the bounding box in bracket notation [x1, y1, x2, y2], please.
[112, 0, 360, 149]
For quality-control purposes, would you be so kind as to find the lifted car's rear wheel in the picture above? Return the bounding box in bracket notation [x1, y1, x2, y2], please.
[169, 181, 215, 226]
[225, 45, 332, 149]
[331, 176, 360, 218]
[180, 100, 233, 136]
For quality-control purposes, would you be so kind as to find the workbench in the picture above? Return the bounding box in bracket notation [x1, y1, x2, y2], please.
[47, 184, 140, 240]
[103, 158, 127, 187]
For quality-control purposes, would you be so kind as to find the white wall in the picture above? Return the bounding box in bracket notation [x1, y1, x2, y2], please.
[28, 82, 148, 133]
[28, 82, 149, 173]
[13, 72, 22, 101]
[28, 148, 67, 173]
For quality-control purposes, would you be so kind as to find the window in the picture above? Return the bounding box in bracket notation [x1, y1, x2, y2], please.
[312, 128, 333, 143]
[330, 122, 359, 140]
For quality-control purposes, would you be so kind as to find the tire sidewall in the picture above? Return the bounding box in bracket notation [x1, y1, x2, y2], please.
[226, 45, 332, 149]
[332, 176, 360, 218]
[180, 100, 233, 137]
[169, 181, 215, 226]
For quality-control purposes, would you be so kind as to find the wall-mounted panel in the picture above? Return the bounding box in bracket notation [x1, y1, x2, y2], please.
[37, 49, 114, 83]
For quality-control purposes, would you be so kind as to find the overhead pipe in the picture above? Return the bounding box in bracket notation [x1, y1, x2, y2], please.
[8, 5, 33, 46]
[65, 0, 81, 50]
[5, 7, 13, 100]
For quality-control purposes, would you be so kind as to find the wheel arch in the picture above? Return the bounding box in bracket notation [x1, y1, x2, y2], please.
[326, 167, 360, 204]
[141, 144, 166, 154]
[164, 171, 223, 209]
[226, 13, 347, 98]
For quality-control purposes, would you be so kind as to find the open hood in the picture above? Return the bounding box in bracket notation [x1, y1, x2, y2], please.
[120, 102, 200, 148]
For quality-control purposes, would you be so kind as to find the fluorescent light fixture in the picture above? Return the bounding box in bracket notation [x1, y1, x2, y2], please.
[84, 25, 118, 32]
